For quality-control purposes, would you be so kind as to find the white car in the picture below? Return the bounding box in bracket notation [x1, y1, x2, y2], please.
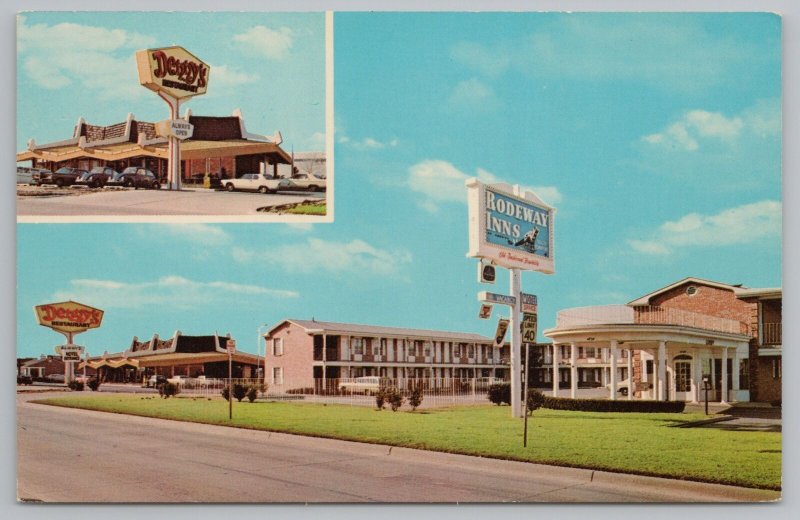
[605, 378, 635, 396]
[285, 173, 326, 192]
[338, 376, 382, 395]
[223, 173, 290, 194]
[167, 375, 186, 386]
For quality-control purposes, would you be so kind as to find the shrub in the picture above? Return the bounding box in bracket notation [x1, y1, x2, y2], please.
[246, 386, 258, 403]
[408, 386, 424, 411]
[159, 382, 180, 399]
[285, 387, 314, 395]
[232, 383, 248, 402]
[542, 396, 685, 413]
[87, 378, 101, 391]
[488, 383, 511, 406]
[385, 386, 404, 412]
[526, 389, 545, 415]
[375, 387, 386, 410]
[67, 380, 85, 391]
[221, 386, 231, 401]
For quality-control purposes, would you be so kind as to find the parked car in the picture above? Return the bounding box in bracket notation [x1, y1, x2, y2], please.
[143, 375, 167, 388]
[167, 375, 186, 386]
[605, 378, 636, 396]
[222, 173, 290, 194]
[338, 376, 383, 395]
[107, 167, 161, 189]
[285, 173, 327, 192]
[17, 374, 33, 385]
[75, 166, 117, 188]
[45, 373, 66, 383]
[17, 166, 50, 185]
[37, 167, 88, 187]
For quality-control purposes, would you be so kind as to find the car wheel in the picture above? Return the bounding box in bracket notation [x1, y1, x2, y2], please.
[226, 183, 235, 192]
[620, 388, 628, 396]
[258, 186, 269, 194]
[153, 182, 161, 190]
[308, 185, 319, 192]
[125, 178, 134, 188]
[55, 178, 64, 188]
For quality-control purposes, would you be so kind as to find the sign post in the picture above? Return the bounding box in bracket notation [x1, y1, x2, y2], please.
[467, 179, 555, 419]
[35, 301, 103, 384]
[227, 339, 236, 420]
[136, 46, 210, 191]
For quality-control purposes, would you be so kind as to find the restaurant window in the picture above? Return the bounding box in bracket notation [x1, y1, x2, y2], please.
[352, 338, 364, 356]
[272, 338, 283, 356]
[272, 367, 283, 385]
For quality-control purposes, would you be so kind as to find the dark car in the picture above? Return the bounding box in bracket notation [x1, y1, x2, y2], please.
[107, 167, 161, 189]
[17, 375, 33, 386]
[75, 166, 117, 188]
[37, 167, 88, 187]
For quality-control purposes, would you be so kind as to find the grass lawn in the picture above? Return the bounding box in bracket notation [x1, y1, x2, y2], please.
[285, 202, 326, 215]
[34, 395, 781, 490]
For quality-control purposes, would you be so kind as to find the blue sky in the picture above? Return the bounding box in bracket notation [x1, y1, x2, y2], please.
[17, 12, 781, 359]
[17, 12, 325, 151]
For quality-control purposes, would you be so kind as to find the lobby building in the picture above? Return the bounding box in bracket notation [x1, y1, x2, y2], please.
[262, 319, 510, 392]
[543, 277, 782, 403]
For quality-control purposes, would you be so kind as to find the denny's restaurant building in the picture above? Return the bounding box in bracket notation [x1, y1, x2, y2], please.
[17, 109, 291, 181]
[80, 331, 262, 384]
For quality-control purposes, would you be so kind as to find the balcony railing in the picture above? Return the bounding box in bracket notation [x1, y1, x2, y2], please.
[313, 348, 340, 361]
[762, 322, 782, 345]
[555, 304, 748, 335]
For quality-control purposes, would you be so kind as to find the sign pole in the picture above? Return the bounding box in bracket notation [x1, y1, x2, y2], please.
[523, 342, 530, 447]
[158, 94, 182, 191]
[510, 268, 522, 418]
[228, 348, 233, 420]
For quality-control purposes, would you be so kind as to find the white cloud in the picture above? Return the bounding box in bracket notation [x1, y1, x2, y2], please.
[408, 159, 562, 213]
[52, 276, 298, 310]
[450, 41, 510, 77]
[139, 224, 232, 246]
[448, 78, 500, 110]
[233, 26, 294, 60]
[233, 238, 411, 276]
[17, 16, 156, 99]
[642, 110, 743, 151]
[628, 200, 781, 255]
[207, 64, 259, 90]
[338, 135, 398, 150]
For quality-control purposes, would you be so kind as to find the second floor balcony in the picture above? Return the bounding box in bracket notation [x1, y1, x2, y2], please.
[554, 304, 749, 336]
[762, 322, 782, 345]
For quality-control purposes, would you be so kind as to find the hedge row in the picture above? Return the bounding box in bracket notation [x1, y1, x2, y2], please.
[543, 396, 686, 413]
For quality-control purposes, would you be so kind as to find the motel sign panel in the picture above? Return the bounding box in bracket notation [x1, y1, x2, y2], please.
[466, 179, 555, 274]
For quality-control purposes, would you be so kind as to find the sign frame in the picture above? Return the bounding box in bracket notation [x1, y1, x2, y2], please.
[136, 46, 210, 100]
[521, 293, 538, 314]
[521, 313, 538, 344]
[34, 301, 104, 335]
[466, 179, 556, 274]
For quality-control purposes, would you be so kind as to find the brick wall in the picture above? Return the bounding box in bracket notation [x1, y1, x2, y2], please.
[264, 322, 315, 390]
[649, 282, 755, 324]
[754, 357, 781, 402]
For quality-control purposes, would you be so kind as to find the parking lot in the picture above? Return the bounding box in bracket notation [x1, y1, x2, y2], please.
[17, 184, 325, 219]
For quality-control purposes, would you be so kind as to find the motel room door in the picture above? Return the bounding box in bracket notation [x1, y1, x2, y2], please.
[673, 355, 692, 401]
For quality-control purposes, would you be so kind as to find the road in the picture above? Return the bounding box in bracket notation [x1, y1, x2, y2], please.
[17, 187, 325, 219]
[16, 393, 779, 503]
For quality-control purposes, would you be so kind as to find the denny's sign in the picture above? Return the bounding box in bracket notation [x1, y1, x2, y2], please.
[34, 301, 104, 335]
[136, 46, 210, 99]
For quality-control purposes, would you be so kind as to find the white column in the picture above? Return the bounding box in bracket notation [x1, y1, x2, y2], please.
[570, 343, 578, 398]
[720, 347, 729, 404]
[609, 340, 618, 401]
[657, 341, 667, 401]
[690, 353, 700, 403]
[627, 348, 633, 400]
[552, 344, 560, 397]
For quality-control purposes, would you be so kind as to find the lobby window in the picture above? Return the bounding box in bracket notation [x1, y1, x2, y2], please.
[272, 338, 283, 356]
[352, 338, 364, 356]
[272, 367, 283, 385]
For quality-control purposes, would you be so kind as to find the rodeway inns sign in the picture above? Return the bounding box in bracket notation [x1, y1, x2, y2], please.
[136, 46, 210, 99]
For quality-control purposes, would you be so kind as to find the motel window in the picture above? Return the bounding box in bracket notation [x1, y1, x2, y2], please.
[454, 343, 464, 358]
[424, 342, 432, 357]
[272, 338, 283, 356]
[414, 340, 424, 355]
[272, 367, 283, 385]
[468, 344, 475, 358]
[739, 359, 750, 388]
[352, 338, 364, 356]
[379, 338, 387, 356]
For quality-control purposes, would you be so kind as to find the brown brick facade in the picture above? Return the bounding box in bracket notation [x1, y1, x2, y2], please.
[649, 282, 755, 326]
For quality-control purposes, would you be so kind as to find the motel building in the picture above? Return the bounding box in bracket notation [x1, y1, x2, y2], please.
[16, 109, 295, 182]
[541, 277, 782, 404]
[79, 331, 262, 384]
[262, 319, 511, 392]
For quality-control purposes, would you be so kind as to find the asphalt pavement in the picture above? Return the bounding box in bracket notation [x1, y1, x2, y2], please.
[16, 392, 779, 503]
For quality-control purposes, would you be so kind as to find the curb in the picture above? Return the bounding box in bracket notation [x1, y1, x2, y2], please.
[673, 415, 735, 428]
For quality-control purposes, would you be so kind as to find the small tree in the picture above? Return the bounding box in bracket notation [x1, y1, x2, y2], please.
[159, 382, 180, 399]
[246, 385, 258, 403]
[375, 387, 386, 410]
[526, 389, 545, 416]
[386, 386, 404, 412]
[221, 386, 231, 401]
[232, 383, 248, 402]
[87, 378, 101, 391]
[488, 383, 511, 406]
[68, 380, 85, 391]
[408, 385, 424, 411]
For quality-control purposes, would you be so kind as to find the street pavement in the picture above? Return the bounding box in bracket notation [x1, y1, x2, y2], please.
[16, 392, 779, 503]
[17, 187, 325, 218]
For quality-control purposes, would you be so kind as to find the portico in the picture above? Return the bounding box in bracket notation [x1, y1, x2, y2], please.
[544, 305, 751, 403]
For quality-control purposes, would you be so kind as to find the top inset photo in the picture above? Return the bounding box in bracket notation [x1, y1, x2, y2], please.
[16, 12, 331, 223]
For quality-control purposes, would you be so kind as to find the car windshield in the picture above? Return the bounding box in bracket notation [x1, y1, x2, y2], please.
[79, 172, 92, 180]
[90, 167, 106, 174]
[55, 167, 73, 174]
